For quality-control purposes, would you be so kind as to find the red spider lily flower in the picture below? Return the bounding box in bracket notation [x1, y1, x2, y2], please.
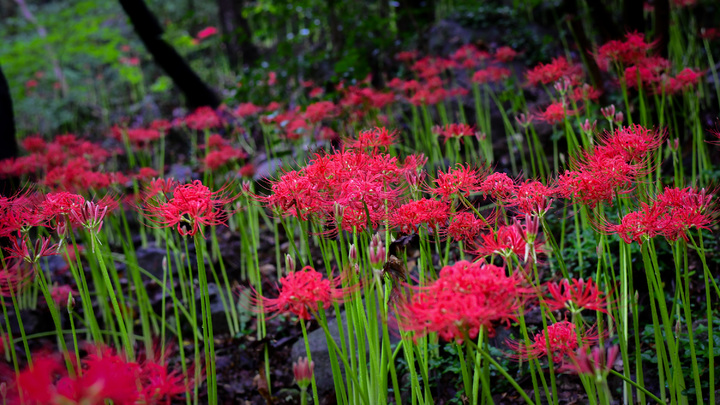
[304, 101, 336, 123]
[391, 198, 450, 234]
[601, 202, 668, 244]
[666, 68, 704, 94]
[428, 164, 486, 199]
[571, 83, 602, 103]
[142, 180, 233, 237]
[0, 192, 46, 236]
[562, 344, 620, 378]
[0, 260, 35, 298]
[238, 163, 256, 179]
[135, 167, 159, 181]
[21, 135, 47, 153]
[251, 266, 356, 320]
[395, 50, 418, 63]
[184, 107, 223, 130]
[601, 187, 716, 244]
[595, 31, 655, 71]
[655, 187, 717, 242]
[545, 278, 608, 314]
[345, 127, 398, 151]
[235, 102, 263, 118]
[71, 200, 109, 235]
[472, 67, 511, 84]
[537, 102, 576, 125]
[203, 145, 247, 171]
[557, 148, 642, 208]
[480, 172, 516, 201]
[14, 351, 142, 405]
[622, 56, 671, 93]
[700, 28, 720, 41]
[494, 46, 518, 62]
[50, 284, 76, 307]
[5, 235, 58, 264]
[397, 260, 528, 342]
[526, 56, 580, 85]
[432, 123, 475, 143]
[42, 192, 86, 222]
[442, 211, 487, 243]
[595, 124, 664, 163]
[111, 127, 163, 150]
[196, 26, 218, 40]
[508, 321, 599, 364]
[139, 360, 191, 404]
[473, 220, 544, 263]
[508, 180, 555, 217]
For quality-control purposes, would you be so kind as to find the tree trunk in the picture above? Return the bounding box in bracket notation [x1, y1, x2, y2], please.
[118, 0, 220, 109]
[0, 64, 18, 196]
[217, 0, 259, 69]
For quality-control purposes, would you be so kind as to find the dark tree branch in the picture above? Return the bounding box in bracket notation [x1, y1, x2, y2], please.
[118, 0, 220, 109]
[217, 0, 259, 69]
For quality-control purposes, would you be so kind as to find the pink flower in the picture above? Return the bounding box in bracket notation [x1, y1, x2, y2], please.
[196, 26, 218, 40]
[293, 357, 315, 390]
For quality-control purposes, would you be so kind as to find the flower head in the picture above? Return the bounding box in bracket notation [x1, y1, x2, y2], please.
[397, 260, 527, 342]
[508, 321, 598, 364]
[252, 266, 356, 320]
[293, 357, 315, 390]
[545, 278, 608, 314]
[142, 180, 233, 237]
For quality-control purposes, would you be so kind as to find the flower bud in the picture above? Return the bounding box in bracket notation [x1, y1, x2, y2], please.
[293, 357, 314, 391]
[580, 119, 597, 134]
[515, 113, 533, 128]
[553, 77, 571, 94]
[333, 202, 344, 222]
[613, 112, 624, 125]
[285, 254, 296, 273]
[600, 105, 615, 119]
[348, 244, 358, 265]
[67, 292, 75, 313]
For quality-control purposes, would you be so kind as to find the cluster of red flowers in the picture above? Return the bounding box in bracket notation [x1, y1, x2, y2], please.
[596, 31, 703, 95]
[508, 321, 598, 364]
[260, 141, 420, 231]
[202, 134, 248, 171]
[251, 266, 356, 320]
[0, 134, 128, 193]
[557, 124, 663, 207]
[10, 347, 189, 404]
[526, 56, 583, 86]
[432, 123, 475, 142]
[397, 260, 527, 342]
[142, 180, 233, 236]
[603, 186, 716, 244]
[110, 126, 165, 150]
